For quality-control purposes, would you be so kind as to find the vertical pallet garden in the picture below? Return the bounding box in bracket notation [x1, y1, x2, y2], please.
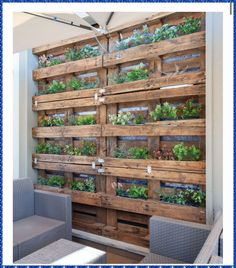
[32, 12, 206, 248]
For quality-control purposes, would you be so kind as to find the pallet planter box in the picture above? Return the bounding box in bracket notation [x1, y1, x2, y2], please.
[32, 88, 101, 111]
[103, 31, 205, 67]
[32, 125, 101, 138]
[32, 12, 206, 247]
[33, 55, 103, 80]
[101, 195, 205, 223]
[102, 119, 205, 137]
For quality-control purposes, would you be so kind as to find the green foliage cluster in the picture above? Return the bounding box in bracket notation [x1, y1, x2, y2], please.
[133, 113, 145, 124]
[116, 184, 148, 199]
[172, 143, 201, 161]
[112, 147, 149, 160]
[67, 77, 99, 90]
[38, 54, 62, 68]
[38, 176, 65, 188]
[41, 117, 64, 127]
[65, 45, 100, 61]
[64, 141, 96, 156]
[41, 80, 66, 95]
[109, 111, 133, 125]
[115, 17, 201, 51]
[109, 63, 149, 84]
[69, 115, 96, 126]
[159, 188, 205, 207]
[70, 178, 95, 192]
[36, 143, 62, 154]
[150, 102, 177, 121]
[150, 99, 202, 121]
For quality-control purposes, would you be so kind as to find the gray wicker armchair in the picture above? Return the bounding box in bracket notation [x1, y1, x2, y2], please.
[141, 214, 223, 264]
[13, 178, 72, 262]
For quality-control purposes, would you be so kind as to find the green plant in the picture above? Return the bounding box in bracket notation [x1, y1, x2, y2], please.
[67, 77, 100, 90]
[38, 54, 62, 68]
[152, 148, 175, 160]
[112, 147, 127, 158]
[177, 17, 201, 35]
[79, 141, 97, 156]
[65, 47, 81, 61]
[65, 45, 100, 62]
[172, 143, 201, 161]
[116, 25, 153, 51]
[133, 113, 145, 124]
[43, 80, 66, 94]
[159, 188, 205, 207]
[69, 115, 96, 126]
[38, 176, 65, 188]
[108, 111, 134, 125]
[128, 147, 149, 159]
[109, 63, 149, 84]
[115, 183, 148, 199]
[79, 44, 100, 58]
[41, 117, 64, 127]
[70, 177, 95, 192]
[150, 102, 177, 121]
[36, 143, 62, 155]
[47, 58, 62, 66]
[178, 99, 202, 119]
[152, 24, 178, 42]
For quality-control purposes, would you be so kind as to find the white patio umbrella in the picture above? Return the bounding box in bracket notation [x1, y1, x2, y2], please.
[13, 12, 158, 53]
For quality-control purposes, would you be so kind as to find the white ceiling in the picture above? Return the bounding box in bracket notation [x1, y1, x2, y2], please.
[13, 12, 157, 53]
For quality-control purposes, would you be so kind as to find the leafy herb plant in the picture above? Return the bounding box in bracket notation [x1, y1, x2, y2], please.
[172, 143, 201, 161]
[64, 142, 96, 156]
[150, 102, 177, 121]
[128, 147, 149, 159]
[38, 54, 62, 68]
[41, 80, 66, 95]
[109, 111, 134, 125]
[109, 63, 149, 84]
[38, 176, 65, 188]
[177, 99, 202, 119]
[152, 24, 178, 42]
[152, 148, 175, 160]
[65, 45, 100, 61]
[177, 17, 201, 35]
[36, 143, 62, 155]
[112, 147, 128, 158]
[69, 115, 96, 126]
[133, 113, 145, 124]
[67, 77, 99, 90]
[115, 183, 148, 199]
[70, 177, 96, 192]
[41, 117, 64, 127]
[159, 188, 205, 207]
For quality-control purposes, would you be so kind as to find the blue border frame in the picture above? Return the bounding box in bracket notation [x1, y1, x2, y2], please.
[0, 1, 234, 267]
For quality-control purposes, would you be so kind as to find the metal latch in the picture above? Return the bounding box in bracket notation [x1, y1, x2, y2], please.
[94, 93, 98, 102]
[35, 100, 38, 107]
[97, 168, 105, 173]
[99, 88, 106, 94]
[91, 161, 96, 169]
[97, 158, 104, 164]
[34, 158, 38, 164]
[147, 165, 152, 174]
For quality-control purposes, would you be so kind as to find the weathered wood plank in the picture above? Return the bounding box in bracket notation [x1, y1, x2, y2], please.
[103, 31, 205, 67]
[33, 161, 99, 175]
[33, 56, 103, 80]
[101, 195, 206, 223]
[102, 120, 205, 136]
[103, 166, 205, 184]
[33, 153, 97, 165]
[32, 125, 101, 138]
[103, 71, 205, 96]
[103, 84, 205, 104]
[104, 157, 205, 173]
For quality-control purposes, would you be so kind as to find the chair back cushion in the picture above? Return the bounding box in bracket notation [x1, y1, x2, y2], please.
[13, 178, 34, 221]
[150, 216, 211, 263]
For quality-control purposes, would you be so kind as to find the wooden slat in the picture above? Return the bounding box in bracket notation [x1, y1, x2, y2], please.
[33, 153, 97, 165]
[103, 31, 205, 67]
[33, 56, 103, 80]
[103, 71, 205, 96]
[102, 119, 205, 137]
[103, 166, 205, 184]
[104, 157, 205, 173]
[103, 84, 205, 104]
[33, 161, 99, 175]
[101, 195, 206, 223]
[32, 125, 101, 138]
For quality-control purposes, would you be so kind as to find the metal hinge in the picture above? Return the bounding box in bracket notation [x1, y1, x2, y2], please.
[147, 165, 152, 174]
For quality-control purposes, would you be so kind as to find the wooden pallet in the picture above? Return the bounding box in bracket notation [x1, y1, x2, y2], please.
[32, 12, 206, 247]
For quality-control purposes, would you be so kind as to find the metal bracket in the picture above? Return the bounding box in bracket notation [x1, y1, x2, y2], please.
[97, 168, 105, 173]
[99, 88, 106, 94]
[94, 93, 98, 102]
[147, 165, 152, 174]
[35, 101, 38, 107]
[34, 158, 38, 164]
[91, 161, 96, 169]
[97, 158, 104, 164]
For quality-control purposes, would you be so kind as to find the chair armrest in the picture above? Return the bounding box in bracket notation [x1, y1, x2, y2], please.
[34, 190, 72, 239]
